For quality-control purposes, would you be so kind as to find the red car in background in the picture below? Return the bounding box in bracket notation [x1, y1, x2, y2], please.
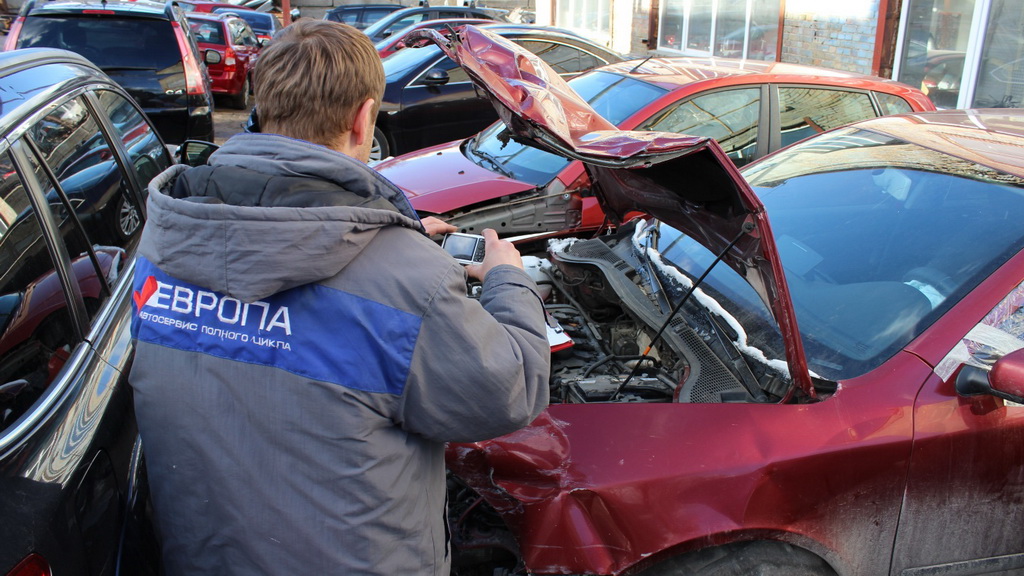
[376, 51, 936, 238]
[187, 12, 261, 108]
[374, 17, 493, 58]
[422, 26, 1024, 576]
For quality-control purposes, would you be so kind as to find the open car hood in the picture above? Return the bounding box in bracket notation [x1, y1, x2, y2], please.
[414, 25, 814, 396]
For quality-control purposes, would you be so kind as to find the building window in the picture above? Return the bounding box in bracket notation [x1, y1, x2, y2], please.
[556, 0, 611, 44]
[973, 0, 1024, 108]
[658, 0, 779, 61]
[895, 0, 974, 109]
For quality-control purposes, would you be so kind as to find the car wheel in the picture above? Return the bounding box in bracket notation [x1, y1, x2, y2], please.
[639, 541, 836, 576]
[370, 126, 390, 162]
[113, 193, 142, 241]
[230, 76, 251, 110]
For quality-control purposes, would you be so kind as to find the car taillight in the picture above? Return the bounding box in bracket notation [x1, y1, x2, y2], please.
[171, 20, 207, 96]
[6, 554, 51, 576]
[224, 45, 236, 68]
[3, 17, 25, 51]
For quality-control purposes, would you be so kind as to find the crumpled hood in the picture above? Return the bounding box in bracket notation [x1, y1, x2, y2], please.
[140, 133, 423, 303]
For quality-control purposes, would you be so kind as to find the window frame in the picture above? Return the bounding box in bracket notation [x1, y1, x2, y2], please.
[0, 82, 149, 447]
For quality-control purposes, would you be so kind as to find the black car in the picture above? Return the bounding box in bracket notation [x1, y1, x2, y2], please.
[5, 0, 216, 144]
[361, 4, 501, 43]
[0, 47, 175, 575]
[323, 2, 402, 29]
[373, 23, 621, 160]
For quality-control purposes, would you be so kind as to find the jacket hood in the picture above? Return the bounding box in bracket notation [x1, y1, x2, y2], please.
[411, 25, 815, 396]
[141, 133, 424, 303]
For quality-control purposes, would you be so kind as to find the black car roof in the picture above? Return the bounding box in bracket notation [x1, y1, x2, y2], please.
[0, 48, 116, 136]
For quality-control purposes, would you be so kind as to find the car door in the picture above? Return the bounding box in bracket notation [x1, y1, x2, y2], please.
[892, 263, 1024, 575]
[0, 89, 148, 574]
[396, 51, 494, 152]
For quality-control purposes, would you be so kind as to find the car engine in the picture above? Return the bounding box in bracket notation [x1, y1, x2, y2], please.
[507, 220, 796, 407]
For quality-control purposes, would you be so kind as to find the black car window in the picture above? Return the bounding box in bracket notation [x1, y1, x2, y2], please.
[0, 150, 82, 431]
[25, 97, 141, 272]
[190, 20, 226, 45]
[777, 87, 876, 148]
[639, 87, 761, 166]
[92, 89, 171, 190]
[363, 7, 397, 23]
[874, 92, 914, 116]
[517, 40, 585, 75]
[17, 16, 181, 70]
[385, 14, 427, 33]
[331, 9, 360, 24]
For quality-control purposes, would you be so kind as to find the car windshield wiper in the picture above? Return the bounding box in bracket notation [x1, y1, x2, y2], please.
[469, 138, 515, 179]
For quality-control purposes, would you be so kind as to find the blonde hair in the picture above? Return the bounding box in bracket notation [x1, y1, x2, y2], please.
[253, 20, 384, 147]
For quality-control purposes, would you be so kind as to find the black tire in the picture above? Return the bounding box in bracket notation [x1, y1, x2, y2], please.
[229, 76, 251, 110]
[370, 126, 390, 162]
[640, 541, 836, 576]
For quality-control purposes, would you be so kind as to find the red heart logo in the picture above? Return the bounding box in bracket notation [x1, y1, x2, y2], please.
[133, 276, 158, 310]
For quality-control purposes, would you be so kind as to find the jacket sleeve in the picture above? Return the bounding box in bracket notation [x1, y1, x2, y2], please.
[396, 263, 550, 443]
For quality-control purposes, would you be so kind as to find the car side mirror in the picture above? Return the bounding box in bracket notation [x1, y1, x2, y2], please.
[956, 348, 1024, 404]
[382, 28, 394, 38]
[176, 140, 219, 167]
[422, 69, 450, 86]
[205, 49, 222, 65]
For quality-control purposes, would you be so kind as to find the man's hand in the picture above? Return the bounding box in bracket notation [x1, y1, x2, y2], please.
[466, 228, 523, 280]
[421, 216, 457, 237]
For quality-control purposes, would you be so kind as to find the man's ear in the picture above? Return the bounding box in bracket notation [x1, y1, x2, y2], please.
[351, 98, 376, 147]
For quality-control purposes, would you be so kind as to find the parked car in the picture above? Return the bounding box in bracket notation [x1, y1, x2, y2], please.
[0, 47, 174, 575]
[376, 47, 936, 236]
[361, 4, 501, 44]
[373, 23, 622, 160]
[187, 11, 261, 108]
[179, 0, 283, 41]
[323, 2, 402, 29]
[375, 16, 493, 58]
[211, 6, 280, 44]
[423, 26, 1024, 576]
[4, 0, 216, 144]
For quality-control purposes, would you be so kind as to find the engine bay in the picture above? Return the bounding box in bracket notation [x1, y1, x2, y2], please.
[490, 219, 817, 407]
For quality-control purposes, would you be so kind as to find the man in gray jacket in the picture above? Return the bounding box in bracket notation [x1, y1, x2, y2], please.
[129, 19, 550, 575]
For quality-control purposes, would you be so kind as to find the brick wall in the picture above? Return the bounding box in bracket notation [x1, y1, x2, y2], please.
[780, 9, 879, 74]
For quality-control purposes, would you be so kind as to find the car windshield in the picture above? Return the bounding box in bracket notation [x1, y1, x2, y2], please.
[18, 16, 181, 70]
[466, 70, 668, 185]
[655, 126, 1024, 381]
[383, 43, 438, 80]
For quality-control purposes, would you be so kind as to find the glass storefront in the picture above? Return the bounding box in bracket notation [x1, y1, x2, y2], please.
[897, 0, 1024, 109]
[658, 0, 780, 60]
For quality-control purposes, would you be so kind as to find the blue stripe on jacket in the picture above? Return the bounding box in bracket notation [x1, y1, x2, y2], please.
[131, 257, 419, 395]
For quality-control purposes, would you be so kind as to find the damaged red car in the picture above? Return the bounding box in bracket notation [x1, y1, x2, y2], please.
[426, 26, 1024, 576]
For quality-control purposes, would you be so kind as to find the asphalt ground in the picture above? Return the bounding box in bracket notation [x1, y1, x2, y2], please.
[213, 98, 253, 145]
